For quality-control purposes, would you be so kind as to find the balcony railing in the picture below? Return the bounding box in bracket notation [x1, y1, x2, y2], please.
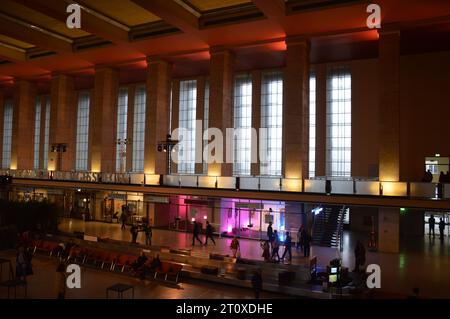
[1, 169, 449, 200]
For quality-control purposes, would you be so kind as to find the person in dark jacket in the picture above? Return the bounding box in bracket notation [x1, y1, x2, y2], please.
[144, 224, 152, 246]
[267, 222, 273, 243]
[204, 221, 216, 245]
[192, 221, 203, 246]
[281, 232, 292, 262]
[130, 225, 138, 243]
[439, 218, 446, 241]
[353, 240, 366, 272]
[302, 230, 312, 258]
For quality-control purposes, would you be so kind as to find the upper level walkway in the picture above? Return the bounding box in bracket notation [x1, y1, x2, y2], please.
[4, 169, 450, 210]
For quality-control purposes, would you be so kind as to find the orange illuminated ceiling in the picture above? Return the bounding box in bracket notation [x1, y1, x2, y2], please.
[0, 0, 449, 84]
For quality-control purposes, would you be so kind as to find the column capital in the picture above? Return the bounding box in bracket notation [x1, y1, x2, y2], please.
[146, 56, 171, 66]
[285, 35, 310, 47]
[209, 46, 234, 56]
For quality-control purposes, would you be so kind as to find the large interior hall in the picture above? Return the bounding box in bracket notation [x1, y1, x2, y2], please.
[1, 0, 450, 300]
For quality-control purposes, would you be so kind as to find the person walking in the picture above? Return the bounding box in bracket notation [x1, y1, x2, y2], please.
[439, 217, 446, 241]
[230, 236, 240, 258]
[192, 221, 203, 246]
[271, 230, 280, 262]
[281, 232, 292, 262]
[204, 221, 216, 245]
[429, 215, 436, 237]
[144, 224, 152, 246]
[251, 269, 263, 299]
[260, 240, 270, 261]
[120, 211, 127, 230]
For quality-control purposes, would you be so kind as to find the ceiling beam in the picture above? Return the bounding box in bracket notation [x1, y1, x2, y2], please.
[12, 0, 129, 44]
[0, 43, 26, 62]
[131, 0, 199, 34]
[252, 0, 286, 21]
[0, 13, 73, 53]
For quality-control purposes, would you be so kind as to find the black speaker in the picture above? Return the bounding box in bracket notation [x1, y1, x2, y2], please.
[0, 175, 12, 185]
[325, 180, 332, 194]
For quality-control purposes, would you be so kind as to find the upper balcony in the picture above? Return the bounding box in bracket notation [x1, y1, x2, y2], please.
[2, 169, 450, 210]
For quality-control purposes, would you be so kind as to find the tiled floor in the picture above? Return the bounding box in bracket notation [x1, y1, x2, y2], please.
[0, 250, 288, 299]
[58, 218, 450, 298]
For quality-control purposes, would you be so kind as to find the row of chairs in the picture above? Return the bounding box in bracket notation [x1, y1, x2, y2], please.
[30, 240, 183, 283]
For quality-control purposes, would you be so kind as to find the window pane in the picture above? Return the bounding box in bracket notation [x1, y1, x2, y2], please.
[326, 67, 351, 177]
[75, 92, 90, 171]
[116, 87, 128, 172]
[233, 74, 252, 176]
[132, 85, 146, 172]
[260, 71, 283, 176]
[178, 80, 197, 174]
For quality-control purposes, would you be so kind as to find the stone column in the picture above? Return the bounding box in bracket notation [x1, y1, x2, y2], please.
[378, 208, 399, 253]
[0, 91, 4, 168]
[49, 74, 76, 171]
[171, 80, 180, 174]
[315, 64, 327, 177]
[251, 70, 261, 176]
[90, 67, 118, 173]
[144, 57, 172, 175]
[195, 77, 206, 174]
[378, 30, 400, 182]
[283, 36, 310, 180]
[11, 80, 36, 170]
[38, 95, 48, 169]
[126, 85, 135, 172]
[208, 47, 234, 177]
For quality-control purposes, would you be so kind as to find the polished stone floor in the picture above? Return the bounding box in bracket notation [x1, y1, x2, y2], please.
[58, 218, 450, 298]
[0, 250, 288, 299]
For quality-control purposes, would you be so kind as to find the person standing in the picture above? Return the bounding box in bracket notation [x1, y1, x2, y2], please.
[130, 224, 138, 243]
[192, 221, 203, 246]
[281, 232, 292, 262]
[296, 225, 304, 251]
[261, 241, 270, 261]
[251, 269, 263, 299]
[439, 217, 446, 241]
[144, 224, 152, 246]
[56, 262, 67, 299]
[353, 240, 366, 272]
[429, 215, 436, 237]
[204, 221, 216, 245]
[267, 222, 273, 243]
[302, 230, 312, 258]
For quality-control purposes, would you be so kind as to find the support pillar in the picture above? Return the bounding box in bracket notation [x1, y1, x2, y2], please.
[283, 37, 310, 180]
[144, 57, 172, 175]
[208, 47, 234, 177]
[251, 70, 261, 176]
[90, 67, 118, 173]
[0, 91, 4, 168]
[315, 64, 327, 177]
[11, 80, 35, 170]
[378, 208, 400, 253]
[49, 74, 76, 171]
[195, 77, 206, 175]
[379, 30, 400, 182]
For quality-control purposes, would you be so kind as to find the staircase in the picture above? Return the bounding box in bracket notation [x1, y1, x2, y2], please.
[311, 206, 347, 251]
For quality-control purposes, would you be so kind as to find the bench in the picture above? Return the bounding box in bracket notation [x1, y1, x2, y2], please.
[154, 262, 183, 284]
[32, 240, 60, 256]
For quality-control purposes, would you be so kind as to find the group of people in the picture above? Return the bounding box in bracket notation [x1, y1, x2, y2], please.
[192, 221, 216, 246]
[130, 223, 153, 245]
[428, 214, 447, 241]
[130, 251, 162, 279]
[261, 223, 312, 263]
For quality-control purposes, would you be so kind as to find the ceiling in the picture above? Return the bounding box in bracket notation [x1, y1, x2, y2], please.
[0, 0, 449, 86]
